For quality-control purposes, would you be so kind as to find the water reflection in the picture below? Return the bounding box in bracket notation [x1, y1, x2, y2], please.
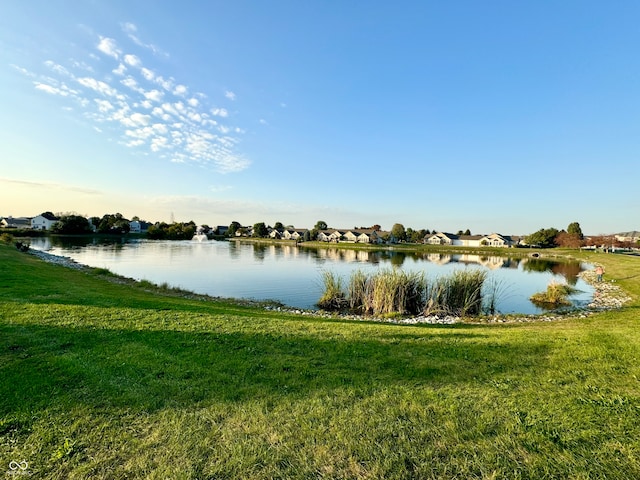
[28, 237, 593, 314]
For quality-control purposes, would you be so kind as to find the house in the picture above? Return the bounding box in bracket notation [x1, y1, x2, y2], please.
[317, 229, 344, 242]
[235, 226, 253, 237]
[615, 231, 640, 243]
[216, 226, 229, 236]
[425, 232, 517, 247]
[342, 229, 392, 244]
[129, 220, 152, 233]
[31, 212, 59, 230]
[269, 228, 284, 239]
[282, 228, 308, 241]
[425, 232, 458, 245]
[1, 216, 32, 229]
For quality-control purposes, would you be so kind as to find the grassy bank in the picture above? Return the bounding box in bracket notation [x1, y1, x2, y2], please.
[1, 244, 640, 479]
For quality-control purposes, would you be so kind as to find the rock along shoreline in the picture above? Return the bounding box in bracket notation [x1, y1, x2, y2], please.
[27, 248, 631, 325]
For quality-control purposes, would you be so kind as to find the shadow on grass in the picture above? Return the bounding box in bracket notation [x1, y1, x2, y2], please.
[1, 321, 549, 417]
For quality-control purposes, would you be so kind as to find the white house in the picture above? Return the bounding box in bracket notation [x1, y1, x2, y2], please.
[317, 229, 344, 242]
[31, 212, 59, 230]
[1, 216, 32, 229]
[282, 228, 308, 240]
[425, 232, 518, 247]
[129, 220, 152, 233]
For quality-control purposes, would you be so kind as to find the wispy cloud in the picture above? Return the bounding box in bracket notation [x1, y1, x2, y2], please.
[19, 27, 250, 174]
[121, 22, 168, 58]
[0, 177, 102, 195]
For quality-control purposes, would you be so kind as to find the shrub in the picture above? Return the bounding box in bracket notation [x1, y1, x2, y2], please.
[0, 233, 14, 245]
[530, 281, 578, 307]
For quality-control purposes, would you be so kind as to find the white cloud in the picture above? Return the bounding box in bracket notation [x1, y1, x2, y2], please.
[121, 22, 167, 57]
[141, 68, 155, 81]
[144, 89, 164, 102]
[97, 37, 121, 59]
[77, 77, 119, 97]
[154, 75, 173, 91]
[34, 82, 68, 96]
[11, 64, 35, 77]
[20, 25, 250, 175]
[152, 123, 168, 134]
[259, 118, 268, 125]
[174, 84, 188, 96]
[113, 63, 127, 75]
[121, 77, 137, 88]
[124, 54, 141, 67]
[44, 61, 69, 76]
[150, 136, 169, 152]
[129, 113, 151, 126]
[211, 108, 228, 118]
[95, 99, 115, 112]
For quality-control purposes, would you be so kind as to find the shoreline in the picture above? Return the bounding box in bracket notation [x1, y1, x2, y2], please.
[26, 248, 631, 325]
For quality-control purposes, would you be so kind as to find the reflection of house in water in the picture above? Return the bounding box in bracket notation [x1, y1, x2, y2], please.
[425, 253, 453, 265]
[457, 255, 508, 270]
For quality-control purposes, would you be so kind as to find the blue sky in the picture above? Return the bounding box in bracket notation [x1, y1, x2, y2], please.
[1, 1, 638, 235]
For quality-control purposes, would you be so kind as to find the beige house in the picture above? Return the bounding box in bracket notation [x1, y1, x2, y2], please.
[615, 231, 640, 243]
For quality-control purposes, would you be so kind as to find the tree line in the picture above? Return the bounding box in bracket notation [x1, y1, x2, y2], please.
[36, 213, 640, 249]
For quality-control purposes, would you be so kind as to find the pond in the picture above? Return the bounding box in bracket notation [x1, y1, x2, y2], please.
[29, 237, 595, 315]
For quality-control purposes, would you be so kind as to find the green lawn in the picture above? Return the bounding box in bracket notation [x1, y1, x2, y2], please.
[1, 243, 640, 479]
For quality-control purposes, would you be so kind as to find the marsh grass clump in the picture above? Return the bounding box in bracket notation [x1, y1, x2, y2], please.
[366, 269, 426, 315]
[425, 269, 487, 316]
[317, 271, 348, 311]
[320, 268, 490, 316]
[347, 269, 368, 312]
[530, 281, 579, 307]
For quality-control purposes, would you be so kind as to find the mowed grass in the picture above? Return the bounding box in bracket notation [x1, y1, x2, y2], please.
[1, 244, 640, 479]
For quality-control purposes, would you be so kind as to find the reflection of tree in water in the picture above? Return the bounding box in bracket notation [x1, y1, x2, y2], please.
[389, 251, 406, 266]
[253, 244, 267, 262]
[523, 258, 582, 285]
[551, 262, 581, 286]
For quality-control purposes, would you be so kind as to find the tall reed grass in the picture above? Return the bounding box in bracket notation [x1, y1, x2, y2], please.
[424, 270, 487, 316]
[317, 271, 348, 311]
[318, 268, 489, 316]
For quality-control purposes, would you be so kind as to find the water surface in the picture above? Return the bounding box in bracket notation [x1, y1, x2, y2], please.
[30, 237, 594, 315]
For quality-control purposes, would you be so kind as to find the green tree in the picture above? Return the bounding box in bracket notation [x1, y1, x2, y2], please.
[525, 227, 559, 248]
[391, 223, 406, 242]
[273, 222, 284, 230]
[567, 222, 584, 240]
[314, 220, 328, 230]
[409, 229, 428, 243]
[464, 229, 471, 236]
[97, 213, 130, 234]
[50, 215, 93, 234]
[253, 222, 268, 238]
[228, 221, 242, 237]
